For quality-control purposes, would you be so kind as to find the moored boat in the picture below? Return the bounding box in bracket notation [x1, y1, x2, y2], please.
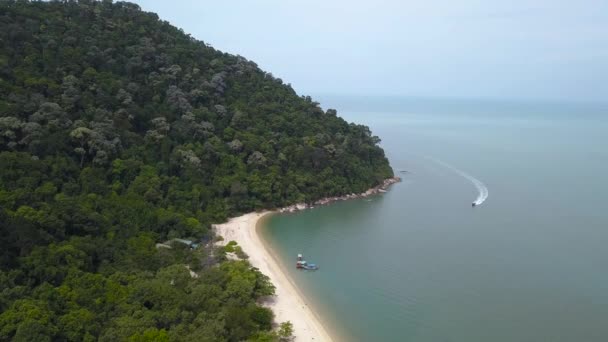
[296, 253, 319, 270]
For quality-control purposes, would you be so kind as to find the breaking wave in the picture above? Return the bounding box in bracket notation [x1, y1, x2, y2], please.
[426, 157, 489, 206]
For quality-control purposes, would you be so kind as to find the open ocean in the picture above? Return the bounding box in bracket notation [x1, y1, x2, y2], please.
[260, 96, 608, 342]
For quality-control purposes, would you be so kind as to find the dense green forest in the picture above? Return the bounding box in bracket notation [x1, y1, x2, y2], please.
[0, 0, 393, 340]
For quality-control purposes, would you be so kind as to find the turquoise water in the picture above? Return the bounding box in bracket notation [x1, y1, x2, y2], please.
[260, 97, 608, 342]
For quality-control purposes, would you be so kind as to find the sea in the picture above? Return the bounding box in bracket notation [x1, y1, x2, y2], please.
[259, 96, 608, 342]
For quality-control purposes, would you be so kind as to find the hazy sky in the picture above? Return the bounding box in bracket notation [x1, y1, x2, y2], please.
[134, 0, 608, 102]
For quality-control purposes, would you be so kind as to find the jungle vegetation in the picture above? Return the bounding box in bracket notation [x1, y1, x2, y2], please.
[0, 1, 393, 341]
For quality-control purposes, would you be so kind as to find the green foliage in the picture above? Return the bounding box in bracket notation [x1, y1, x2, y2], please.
[128, 328, 169, 342]
[278, 321, 295, 341]
[222, 240, 248, 259]
[234, 245, 249, 259]
[224, 240, 238, 253]
[0, 0, 392, 340]
[247, 321, 294, 342]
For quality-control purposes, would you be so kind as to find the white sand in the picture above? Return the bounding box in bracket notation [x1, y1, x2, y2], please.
[214, 212, 334, 342]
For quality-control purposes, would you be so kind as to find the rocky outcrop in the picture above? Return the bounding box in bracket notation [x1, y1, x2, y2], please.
[279, 176, 401, 213]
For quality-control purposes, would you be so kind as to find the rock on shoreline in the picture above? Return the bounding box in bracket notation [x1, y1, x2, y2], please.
[279, 176, 401, 213]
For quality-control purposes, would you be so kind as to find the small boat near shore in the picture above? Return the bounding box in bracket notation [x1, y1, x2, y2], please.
[296, 253, 319, 270]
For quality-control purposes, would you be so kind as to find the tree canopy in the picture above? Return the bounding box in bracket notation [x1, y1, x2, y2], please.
[0, 0, 393, 340]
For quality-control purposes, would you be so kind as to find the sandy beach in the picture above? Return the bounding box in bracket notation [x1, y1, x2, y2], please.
[214, 212, 334, 342]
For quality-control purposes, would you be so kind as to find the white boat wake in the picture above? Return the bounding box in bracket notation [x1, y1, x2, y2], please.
[426, 157, 489, 206]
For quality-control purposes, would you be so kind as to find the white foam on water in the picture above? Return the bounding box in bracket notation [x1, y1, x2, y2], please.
[425, 156, 489, 206]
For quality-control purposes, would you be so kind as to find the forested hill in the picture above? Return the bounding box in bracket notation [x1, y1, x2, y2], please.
[0, 1, 393, 341]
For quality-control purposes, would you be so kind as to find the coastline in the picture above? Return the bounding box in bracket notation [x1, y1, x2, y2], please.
[279, 176, 401, 213]
[214, 211, 334, 342]
[213, 177, 400, 341]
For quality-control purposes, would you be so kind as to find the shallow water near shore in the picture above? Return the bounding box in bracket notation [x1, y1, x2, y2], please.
[260, 97, 608, 342]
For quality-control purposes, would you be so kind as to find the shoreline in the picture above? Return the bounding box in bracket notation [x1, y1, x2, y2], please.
[214, 211, 334, 342]
[213, 177, 400, 341]
[280, 176, 401, 213]
[256, 213, 340, 341]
